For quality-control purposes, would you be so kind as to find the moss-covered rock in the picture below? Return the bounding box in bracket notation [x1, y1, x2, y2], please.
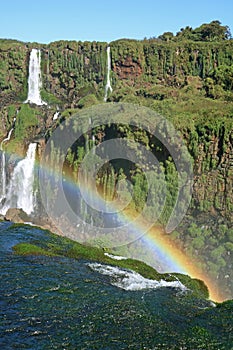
[13, 231, 209, 300]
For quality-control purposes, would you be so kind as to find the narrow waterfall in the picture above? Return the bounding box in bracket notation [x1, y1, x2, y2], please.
[0, 128, 14, 202]
[25, 49, 47, 106]
[1, 128, 14, 147]
[104, 46, 112, 102]
[0, 143, 37, 215]
[53, 111, 59, 120]
[92, 134, 96, 154]
[0, 152, 6, 202]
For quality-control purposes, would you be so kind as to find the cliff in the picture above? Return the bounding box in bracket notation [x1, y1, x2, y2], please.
[0, 35, 233, 299]
[1, 38, 233, 104]
[0, 37, 233, 220]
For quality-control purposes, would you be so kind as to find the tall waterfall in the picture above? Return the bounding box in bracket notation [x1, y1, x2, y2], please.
[0, 128, 14, 202]
[104, 46, 112, 102]
[0, 152, 6, 202]
[0, 143, 37, 215]
[25, 49, 47, 106]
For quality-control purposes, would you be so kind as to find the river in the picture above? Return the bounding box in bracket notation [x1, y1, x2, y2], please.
[0, 221, 232, 349]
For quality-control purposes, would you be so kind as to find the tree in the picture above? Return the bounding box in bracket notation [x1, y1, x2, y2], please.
[158, 32, 174, 42]
[132, 171, 147, 211]
[194, 20, 231, 41]
[157, 21, 231, 43]
[213, 65, 233, 91]
[176, 26, 195, 40]
[226, 229, 233, 243]
[192, 236, 205, 250]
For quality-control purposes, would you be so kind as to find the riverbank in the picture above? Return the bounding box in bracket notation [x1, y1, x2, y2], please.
[0, 208, 210, 301]
[1, 220, 232, 349]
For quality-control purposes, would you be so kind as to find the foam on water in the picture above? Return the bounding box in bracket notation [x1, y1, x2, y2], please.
[104, 252, 128, 260]
[88, 263, 187, 291]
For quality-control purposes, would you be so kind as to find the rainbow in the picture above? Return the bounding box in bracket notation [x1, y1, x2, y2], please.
[56, 172, 222, 302]
[143, 227, 221, 302]
[0, 148, 224, 302]
[115, 207, 221, 302]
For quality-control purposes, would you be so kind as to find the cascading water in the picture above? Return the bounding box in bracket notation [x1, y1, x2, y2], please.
[0, 143, 37, 215]
[53, 111, 59, 120]
[104, 46, 112, 102]
[25, 49, 47, 106]
[0, 128, 14, 202]
[1, 128, 14, 147]
[0, 152, 6, 202]
[92, 134, 96, 154]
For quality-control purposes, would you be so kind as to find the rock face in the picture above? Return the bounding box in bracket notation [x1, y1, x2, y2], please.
[0, 38, 233, 221]
[5, 208, 30, 223]
[191, 128, 233, 221]
[0, 41, 28, 103]
[1, 38, 233, 105]
[113, 57, 143, 79]
[42, 41, 107, 107]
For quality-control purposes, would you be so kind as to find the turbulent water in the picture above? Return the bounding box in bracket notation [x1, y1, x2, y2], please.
[0, 151, 6, 202]
[0, 221, 232, 349]
[0, 143, 37, 215]
[0, 128, 14, 201]
[88, 263, 187, 291]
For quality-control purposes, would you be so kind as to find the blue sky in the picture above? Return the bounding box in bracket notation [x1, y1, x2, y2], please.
[1, 0, 233, 43]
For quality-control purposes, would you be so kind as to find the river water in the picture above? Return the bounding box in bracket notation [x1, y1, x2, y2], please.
[0, 221, 232, 349]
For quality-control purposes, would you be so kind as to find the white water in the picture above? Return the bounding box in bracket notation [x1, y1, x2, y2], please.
[0, 143, 37, 215]
[88, 263, 187, 292]
[25, 49, 47, 106]
[104, 46, 112, 102]
[0, 152, 6, 202]
[53, 111, 59, 120]
[92, 134, 96, 154]
[0, 128, 14, 201]
[1, 128, 14, 148]
[104, 253, 128, 260]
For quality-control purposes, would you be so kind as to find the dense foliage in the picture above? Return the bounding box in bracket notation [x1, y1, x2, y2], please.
[12, 224, 209, 299]
[0, 20, 233, 300]
[157, 20, 231, 42]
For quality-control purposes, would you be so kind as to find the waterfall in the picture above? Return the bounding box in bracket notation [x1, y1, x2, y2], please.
[0, 152, 6, 202]
[0, 143, 37, 215]
[92, 134, 96, 154]
[104, 46, 112, 102]
[25, 49, 47, 106]
[0, 128, 14, 202]
[1, 128, 14, 148]
[53, 111, 59, 120]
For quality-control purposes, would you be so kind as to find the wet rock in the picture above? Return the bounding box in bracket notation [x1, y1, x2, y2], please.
[5, 208, 30, 223]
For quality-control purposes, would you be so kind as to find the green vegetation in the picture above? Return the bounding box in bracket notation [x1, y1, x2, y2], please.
[13, 242, 57, 256]
[40, 89, 61, 105]
[157, 20, 231, 42]
[14, 104, 39, 140]
[0, 40, 27, 97]
[42, 40, 107, 104]
[0, 20, 233, 301]
[77, 93, 99, 108]
[12, 229, 209, 299]
[170, 218, 233, 300]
